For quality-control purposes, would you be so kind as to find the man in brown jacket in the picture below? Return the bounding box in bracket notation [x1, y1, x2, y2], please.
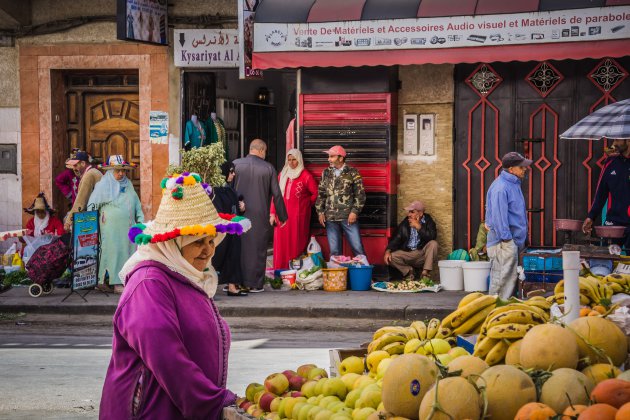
[64, 151, 103, 231]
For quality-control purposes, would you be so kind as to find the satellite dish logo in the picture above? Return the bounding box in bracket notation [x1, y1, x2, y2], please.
[265, 29, 287, 47]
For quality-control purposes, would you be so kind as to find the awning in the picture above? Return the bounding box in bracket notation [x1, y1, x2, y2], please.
[252, 0, 630, 69]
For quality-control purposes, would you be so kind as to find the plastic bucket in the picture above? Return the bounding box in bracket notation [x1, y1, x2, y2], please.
[322, 267, 348, 292]
[280, 269, 297, 288]
[462, 261, 491, 292]
[438, 260, 464, 290]
[347, 265, 373, 291]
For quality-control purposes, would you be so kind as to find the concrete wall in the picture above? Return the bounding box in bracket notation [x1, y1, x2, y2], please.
[397, 64, 455, 260]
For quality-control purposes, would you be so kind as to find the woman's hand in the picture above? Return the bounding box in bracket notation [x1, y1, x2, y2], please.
[239, 201, 245, 212]
[269, 214, 276, 226]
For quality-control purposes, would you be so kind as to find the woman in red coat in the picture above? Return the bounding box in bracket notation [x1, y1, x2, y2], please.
[270, 149, 318, 269]
[24, 193, 64, 236]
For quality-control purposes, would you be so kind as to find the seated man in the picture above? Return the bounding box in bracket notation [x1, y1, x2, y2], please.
[384, 200, 438, 280]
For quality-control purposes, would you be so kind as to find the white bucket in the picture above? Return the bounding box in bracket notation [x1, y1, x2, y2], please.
[438, 260, 464, 290]
[462, 261, 491, 292]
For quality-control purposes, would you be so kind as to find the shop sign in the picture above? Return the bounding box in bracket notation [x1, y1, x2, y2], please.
[254, 6, 630, 53]
[238, 0, 263, 79]
[174, 29, 240, 68]
[149, 111, 168, 144]
[117, 0, 168, 45]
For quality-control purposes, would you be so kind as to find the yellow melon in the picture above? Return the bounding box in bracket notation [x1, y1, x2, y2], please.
[569, 317, 628, 367]
[582, 364, 622, 384]
[519, 324, 579, 371]
[478, 365, 537, 420]
[418, 377, 482, 420]
[446, 355, 488, 378]
[505, 339, 522, 365]
[539, 368, 594, 413]
[381, 354, 438, 419]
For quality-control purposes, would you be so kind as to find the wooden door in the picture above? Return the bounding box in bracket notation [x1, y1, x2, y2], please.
[84, 93, 140, 191]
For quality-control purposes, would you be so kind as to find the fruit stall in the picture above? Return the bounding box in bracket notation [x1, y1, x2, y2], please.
[224, 272, 630, 420]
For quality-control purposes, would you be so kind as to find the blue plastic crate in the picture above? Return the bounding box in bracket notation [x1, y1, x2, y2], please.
[456, 335, 477, 354]
[522, 255, 563, 271]
[524, 270, 563, 283]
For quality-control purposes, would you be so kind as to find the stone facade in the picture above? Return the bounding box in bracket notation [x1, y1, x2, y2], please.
[397, 64, 455, 260]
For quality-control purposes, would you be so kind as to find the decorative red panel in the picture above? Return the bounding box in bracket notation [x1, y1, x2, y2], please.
[461, 63, 503, 249]
[582, 58, 628, 210]
[526, 104, 561, 245]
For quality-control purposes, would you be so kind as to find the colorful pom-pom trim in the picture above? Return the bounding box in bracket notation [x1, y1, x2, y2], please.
[127, 215, 251, 245]
[161, 172, 205, 191]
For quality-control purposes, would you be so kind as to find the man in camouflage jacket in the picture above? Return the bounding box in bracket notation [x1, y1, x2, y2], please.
[315, 145, 366, 257]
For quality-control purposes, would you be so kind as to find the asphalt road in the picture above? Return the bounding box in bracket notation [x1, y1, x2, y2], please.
[0, 313, 375, 418]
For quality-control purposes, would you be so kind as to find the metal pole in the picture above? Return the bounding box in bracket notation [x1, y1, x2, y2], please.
[562, 251, 581, 323]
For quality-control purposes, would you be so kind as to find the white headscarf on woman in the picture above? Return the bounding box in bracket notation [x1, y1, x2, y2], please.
[33, 212, 50, 237]
[118, 232, 225, 299]
[279, 148, 305, 195]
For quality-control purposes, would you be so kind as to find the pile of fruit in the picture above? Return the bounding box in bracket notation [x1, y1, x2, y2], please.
[237, 289, 630, 419]
[548, 274, 628, 309]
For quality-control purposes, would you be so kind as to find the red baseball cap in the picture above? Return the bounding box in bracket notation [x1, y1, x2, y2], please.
[323, 145, 346, 157]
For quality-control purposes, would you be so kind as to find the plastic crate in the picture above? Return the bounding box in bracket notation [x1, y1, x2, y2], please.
[523, 270, 563, 283]
[522, 255, 563, 271]
[456, 335, 477, 354]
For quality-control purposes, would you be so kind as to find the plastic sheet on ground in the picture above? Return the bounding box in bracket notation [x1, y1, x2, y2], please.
[371, 281, 442, 293]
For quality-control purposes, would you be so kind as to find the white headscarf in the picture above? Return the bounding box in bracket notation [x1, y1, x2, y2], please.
[88, 170, 130, 208]
[279, 148, 305, 195]
[118, 233, 225, 299]
[33, 212, 50, 237]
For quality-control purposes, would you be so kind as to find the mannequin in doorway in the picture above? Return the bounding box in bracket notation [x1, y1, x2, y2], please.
[184, 112, 207, 149]
[206, 111, 226, 144]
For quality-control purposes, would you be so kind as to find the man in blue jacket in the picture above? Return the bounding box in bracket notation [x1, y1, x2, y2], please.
[485, 152, 532, 299]
[582, 139, 630, 250]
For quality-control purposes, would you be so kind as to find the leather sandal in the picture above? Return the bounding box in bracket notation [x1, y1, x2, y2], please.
[227, 289, 248, 296]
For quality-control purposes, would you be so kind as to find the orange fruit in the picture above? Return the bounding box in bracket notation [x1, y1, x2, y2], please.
[579, 308, 591, 317]
[561, 404, 587, 419]
[616, 402, 630, 419]
[588, 310, 601, 317]
[592, 305, 607, 315]
[578, 403, 618, 420]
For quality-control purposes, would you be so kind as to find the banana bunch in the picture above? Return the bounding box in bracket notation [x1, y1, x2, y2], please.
[368, 317, 455, 355]
[548, 276, 615, 306]
[473, 297, 550, 366]
[368, 325, 417, 355]
[439, 292, 497, 336]
[603, 273, 630, 294]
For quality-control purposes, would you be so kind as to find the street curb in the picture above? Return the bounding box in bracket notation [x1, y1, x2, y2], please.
[0, 304, 456, 320]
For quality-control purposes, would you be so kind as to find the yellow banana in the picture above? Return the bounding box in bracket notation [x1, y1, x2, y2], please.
[372, 326, 407, 341]
[435, 326, 453, 339]
[485, 340, 510, 366]
[525, 299, 552, 311]
[554, 280, 565, 295]
[457, 292, 485, 309]
[485, 309, 545, 329]
[473, 336, 499, 359]
[486, 323, 534, 340]
[580, 294, 591, 305]
[608, 282, 623, 294]
[368, 332, 407, 353]
[403, 339, 423, 354]
[403, 327, 419, 341]
[382, 342, 405, 355]
[426, 318, 440, 339]
[605, 273, 629, 286]
[580, 277, 601, 302]
[446, 336, 458, 347]
[453, 304, 496, 336]
[410, 321, 427, 340]
[485, 303, 548, 321]
[451, 295, 498, 328]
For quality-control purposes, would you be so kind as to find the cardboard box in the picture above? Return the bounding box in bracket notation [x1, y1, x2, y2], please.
[329, 347, 367, 377]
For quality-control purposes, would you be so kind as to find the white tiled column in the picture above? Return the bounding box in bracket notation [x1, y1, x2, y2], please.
[0, 107, 22, 234]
